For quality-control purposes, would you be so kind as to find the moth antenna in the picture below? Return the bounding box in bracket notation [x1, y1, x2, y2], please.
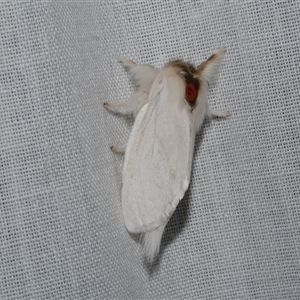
[197, 46, 227, 82]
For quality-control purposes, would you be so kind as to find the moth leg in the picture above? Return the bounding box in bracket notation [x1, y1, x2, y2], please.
[209, 109, 231, 118]
[117, 56, 137, 68]
[110, 143, 127, 154]
[103, 92, 148, 115]
[104, 57, 159, 115]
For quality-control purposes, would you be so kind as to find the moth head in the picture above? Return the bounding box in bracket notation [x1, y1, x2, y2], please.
[166, 60, 200, 107]
[165, 47, 226, 108]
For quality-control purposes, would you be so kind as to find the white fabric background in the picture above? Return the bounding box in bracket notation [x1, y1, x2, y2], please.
[1, 1, 299, 299]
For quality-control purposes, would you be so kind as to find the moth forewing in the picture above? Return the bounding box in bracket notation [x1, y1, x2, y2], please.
[122, 70, 191, 233]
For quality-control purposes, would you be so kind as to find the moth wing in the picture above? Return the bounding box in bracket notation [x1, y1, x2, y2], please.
[122, 70, 194, 233]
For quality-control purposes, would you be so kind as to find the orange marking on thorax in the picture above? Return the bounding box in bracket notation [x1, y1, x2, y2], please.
[185, 82, 198, 102]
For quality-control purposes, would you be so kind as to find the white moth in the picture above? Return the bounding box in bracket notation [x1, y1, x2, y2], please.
[104, 47, 230, 263]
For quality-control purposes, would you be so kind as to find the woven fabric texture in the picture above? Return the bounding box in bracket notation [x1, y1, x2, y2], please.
[1, 1, 299, 299]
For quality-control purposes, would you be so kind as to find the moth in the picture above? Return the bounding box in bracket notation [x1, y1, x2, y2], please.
[104, 47, 230, 263]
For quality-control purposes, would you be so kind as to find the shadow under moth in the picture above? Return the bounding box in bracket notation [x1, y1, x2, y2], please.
[104, 47, 230, 263]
